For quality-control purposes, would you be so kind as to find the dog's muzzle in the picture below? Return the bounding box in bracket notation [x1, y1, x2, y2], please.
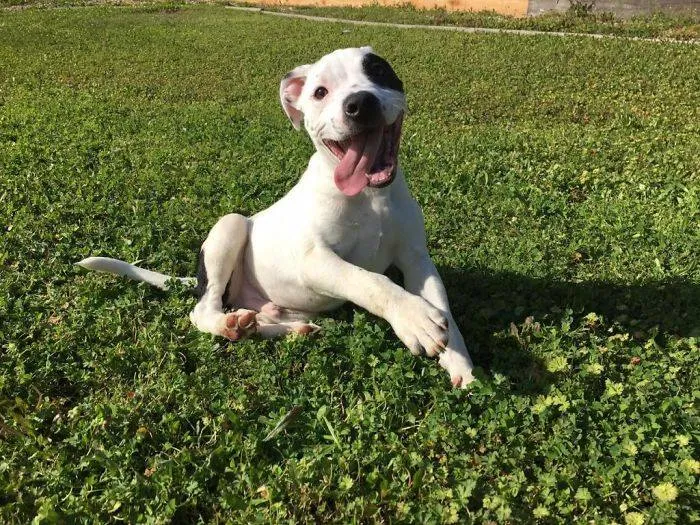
[324, 108, 404, 197]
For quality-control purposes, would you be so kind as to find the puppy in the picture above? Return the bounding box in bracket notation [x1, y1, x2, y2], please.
[78, 47, 475, 387]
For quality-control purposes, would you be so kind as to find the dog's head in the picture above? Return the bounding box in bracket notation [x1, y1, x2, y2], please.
[280, 47, 407, 197]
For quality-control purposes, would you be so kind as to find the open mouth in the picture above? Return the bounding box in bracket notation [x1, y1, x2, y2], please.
[323, 113, 403, 197]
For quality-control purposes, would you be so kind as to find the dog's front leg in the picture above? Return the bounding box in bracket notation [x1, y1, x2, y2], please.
[302, 246, 450, 356]
[397, 247, 475, 387]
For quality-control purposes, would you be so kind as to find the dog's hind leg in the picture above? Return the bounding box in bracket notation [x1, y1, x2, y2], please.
[189, 214, 258, 341]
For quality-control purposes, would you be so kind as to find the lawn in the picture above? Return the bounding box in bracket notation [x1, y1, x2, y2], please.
[0, 4, 699, 523]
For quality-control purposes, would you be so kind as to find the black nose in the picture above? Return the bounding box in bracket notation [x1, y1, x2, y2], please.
[343, 91, 382, 128]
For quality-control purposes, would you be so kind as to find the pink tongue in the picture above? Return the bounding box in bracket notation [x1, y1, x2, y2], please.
[334, 127, 383, 196]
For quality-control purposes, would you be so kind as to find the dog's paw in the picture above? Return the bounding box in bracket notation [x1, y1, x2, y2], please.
[220, 309, 258, 341]
[390, 296, 449, 357]
[292, 322, 321, 336]
[255, 320, 321, 339]
[439, 349, 475, 389]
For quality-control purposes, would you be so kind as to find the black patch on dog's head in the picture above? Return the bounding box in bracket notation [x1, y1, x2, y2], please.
[362, 53, 403, 93]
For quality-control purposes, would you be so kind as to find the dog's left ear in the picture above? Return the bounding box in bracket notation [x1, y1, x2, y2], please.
[280, 64, 310, 130]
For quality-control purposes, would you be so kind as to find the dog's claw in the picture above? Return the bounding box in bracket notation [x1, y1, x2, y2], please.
[428, 344, 443, 356]
[432, 313, 448, 331]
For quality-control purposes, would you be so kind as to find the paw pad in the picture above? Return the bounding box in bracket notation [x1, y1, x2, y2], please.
[222, 310, 257, 341]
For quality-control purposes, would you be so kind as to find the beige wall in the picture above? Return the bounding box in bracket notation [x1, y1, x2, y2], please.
[258, 0, 698, 17]
[263, 0, 530, 17]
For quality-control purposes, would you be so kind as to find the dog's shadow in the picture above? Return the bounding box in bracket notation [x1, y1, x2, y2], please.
[425, 265, 699, 394]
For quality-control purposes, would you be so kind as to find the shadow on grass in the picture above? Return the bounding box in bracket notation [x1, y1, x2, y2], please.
[77, 261, 699, 397]
[436, 265, 699, 393]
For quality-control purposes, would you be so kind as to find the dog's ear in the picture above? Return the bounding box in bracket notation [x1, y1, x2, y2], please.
[280, 64, 310, 130]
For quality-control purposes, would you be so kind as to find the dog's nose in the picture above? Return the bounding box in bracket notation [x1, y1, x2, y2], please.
[343, 91, 382, 127]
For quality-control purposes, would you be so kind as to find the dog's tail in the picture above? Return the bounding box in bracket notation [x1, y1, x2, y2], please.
[75, 256, 196, 290]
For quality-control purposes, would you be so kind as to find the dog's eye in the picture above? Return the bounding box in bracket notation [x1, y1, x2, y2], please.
[314, 86, 328, 100]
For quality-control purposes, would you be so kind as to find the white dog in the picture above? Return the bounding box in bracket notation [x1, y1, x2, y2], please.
[78, 47, 475, 387]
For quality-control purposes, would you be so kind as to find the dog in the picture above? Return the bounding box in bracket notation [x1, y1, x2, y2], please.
[78, 47, 475, 387]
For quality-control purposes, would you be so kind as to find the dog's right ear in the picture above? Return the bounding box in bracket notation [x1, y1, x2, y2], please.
[280, 64, 310, 131]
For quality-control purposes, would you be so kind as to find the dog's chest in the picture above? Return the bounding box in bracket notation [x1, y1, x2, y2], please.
[322, 195, 395, 271]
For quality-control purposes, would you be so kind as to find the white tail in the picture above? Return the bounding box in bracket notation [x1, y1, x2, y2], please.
[75, 257, 195, 290]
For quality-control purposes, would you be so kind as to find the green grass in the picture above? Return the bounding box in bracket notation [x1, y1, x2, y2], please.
[235, 2, 700, 40]
[1, 4, 699, 523]
[3, 0, 700, 40]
